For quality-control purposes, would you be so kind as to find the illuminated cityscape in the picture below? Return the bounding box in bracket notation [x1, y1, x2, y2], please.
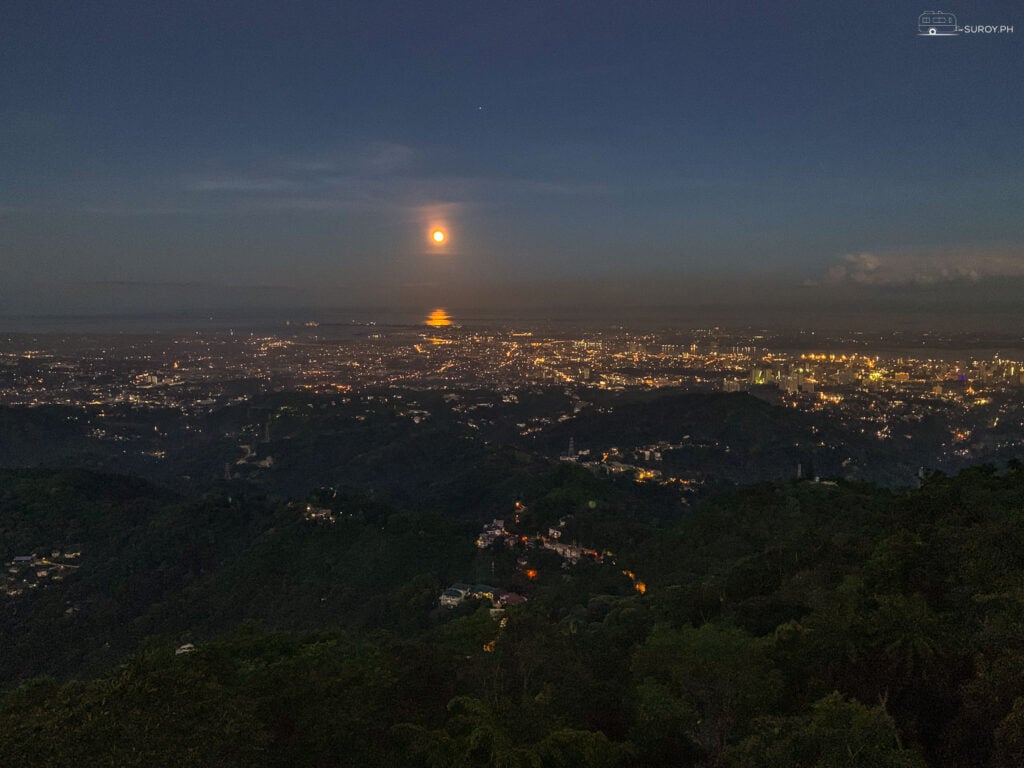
[2, 1, 1023, 764]
[3, 315, 1023, 492]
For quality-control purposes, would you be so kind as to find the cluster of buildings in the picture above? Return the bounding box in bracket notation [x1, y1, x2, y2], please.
[438, 582, 527, 609]
[442, 505, 644, 611]
[561, 442, 697, 489]
[4, 325, 1023, 409]
[3, 550, 80, 598]
[3, 323, 1024, 477]
[302, 504, 337, 524]
[474, 516, 604, 565]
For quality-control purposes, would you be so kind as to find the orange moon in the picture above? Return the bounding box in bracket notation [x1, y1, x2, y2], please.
[431, 229, 446, 244]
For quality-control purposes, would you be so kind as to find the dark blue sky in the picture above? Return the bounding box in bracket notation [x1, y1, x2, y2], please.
[1, 0, 1022, 315]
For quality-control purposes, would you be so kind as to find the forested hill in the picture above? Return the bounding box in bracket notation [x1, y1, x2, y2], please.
[3, 463, 1024, 766]
[0, 387, 963, 499]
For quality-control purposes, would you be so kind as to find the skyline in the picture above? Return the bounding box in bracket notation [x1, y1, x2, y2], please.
[1, 1, 1022, 318]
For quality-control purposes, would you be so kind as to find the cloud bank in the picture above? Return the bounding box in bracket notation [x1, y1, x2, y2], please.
[819, 248, 1024, 286]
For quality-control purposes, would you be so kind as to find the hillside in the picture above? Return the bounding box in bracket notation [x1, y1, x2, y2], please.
[3, 464, 1024, 765]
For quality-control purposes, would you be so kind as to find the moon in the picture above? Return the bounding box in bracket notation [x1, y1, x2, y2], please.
[431, 229, 446, 244]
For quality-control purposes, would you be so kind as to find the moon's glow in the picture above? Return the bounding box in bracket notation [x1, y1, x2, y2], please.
[425, 308, 452, 327]
[431, 229, 446, 244]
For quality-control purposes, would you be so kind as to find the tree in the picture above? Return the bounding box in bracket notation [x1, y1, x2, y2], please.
[725, 692, 925, 768]
[631, 624, 781, 765]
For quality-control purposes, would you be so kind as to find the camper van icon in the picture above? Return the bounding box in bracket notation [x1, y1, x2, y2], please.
[918, 11, 959, 35]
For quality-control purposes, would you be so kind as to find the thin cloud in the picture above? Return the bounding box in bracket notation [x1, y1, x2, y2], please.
[279, 142, 416, 175]
[185, 161, 615, 216]
[192, 178, 299, 193]
[363, 142, 415, 173]
[815, 247, 1024, 286]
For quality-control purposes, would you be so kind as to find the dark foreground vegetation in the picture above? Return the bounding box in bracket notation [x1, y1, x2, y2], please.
[3, 462, 1024, 766]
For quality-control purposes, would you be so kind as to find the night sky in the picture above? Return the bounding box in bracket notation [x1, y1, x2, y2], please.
[1, 1, 1022, 321]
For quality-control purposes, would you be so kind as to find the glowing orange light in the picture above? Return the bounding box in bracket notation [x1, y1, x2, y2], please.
[431, 229, 446, 244]
[525, 569, 538, 580]
[622, 569, 647, 595]
[425, 309, 452, 327]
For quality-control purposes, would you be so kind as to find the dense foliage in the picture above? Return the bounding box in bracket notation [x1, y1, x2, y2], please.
[3, 462, 1024, 766]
